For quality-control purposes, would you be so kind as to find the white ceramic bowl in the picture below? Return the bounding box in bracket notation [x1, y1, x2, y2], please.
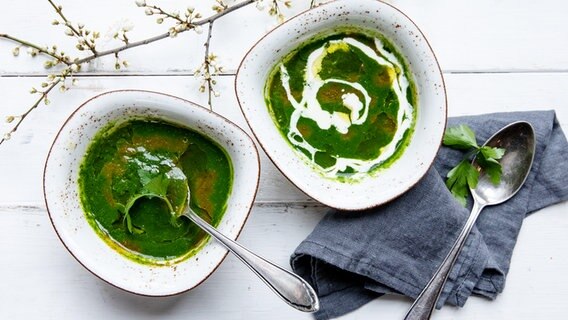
[43, 90, 260, 296]
[235, 0, 446, 210]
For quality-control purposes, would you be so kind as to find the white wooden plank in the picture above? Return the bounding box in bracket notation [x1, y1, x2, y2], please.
[1, 201, 566, 319]
[0, 205, 327, 319]
[2, 0, 568, 74]
[0, 1, 567, 319]
[1, 73, 568, 206]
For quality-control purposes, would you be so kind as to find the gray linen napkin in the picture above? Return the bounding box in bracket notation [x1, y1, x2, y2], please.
[291, 110, 568, 320]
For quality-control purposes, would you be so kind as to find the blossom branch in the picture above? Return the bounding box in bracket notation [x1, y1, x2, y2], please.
[0, 34, 70, 65]
[75, 0, 255, 64]
[47, 0, 98, 55]
[204, 22, 215, 108]
[1, 80, 60, 144]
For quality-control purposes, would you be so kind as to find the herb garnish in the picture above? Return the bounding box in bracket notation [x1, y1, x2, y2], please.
[443, 125, 506, 206]
[120, 169, 188, 234]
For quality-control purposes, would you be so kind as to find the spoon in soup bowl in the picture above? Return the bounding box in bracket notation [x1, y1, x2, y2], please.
[404, 121, 536, 320]
[178, 187, 320, 313]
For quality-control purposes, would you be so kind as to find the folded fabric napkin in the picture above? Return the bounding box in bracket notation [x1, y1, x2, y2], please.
[291, 110, 568, 320]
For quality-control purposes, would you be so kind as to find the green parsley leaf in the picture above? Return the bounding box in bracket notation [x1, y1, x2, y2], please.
[121, 169, 189, 234]
[123, 211, 144, 234]
[476, 154, 503, 185]
[142, 174, 170, 197]
[446, 160, 479, 206]
[137, 168, 153, 186]
[443, 125, 506, 206]
[479, 146, 505, 160]
[443, 124, 479, 150]
[120, 172, 172, 235]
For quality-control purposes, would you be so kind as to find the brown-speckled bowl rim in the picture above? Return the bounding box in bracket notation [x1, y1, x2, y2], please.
[43, 89, 261, 297]
[235, 0, 447, 211]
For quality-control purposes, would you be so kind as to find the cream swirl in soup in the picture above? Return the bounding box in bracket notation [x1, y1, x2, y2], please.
[265, 29, 417, 180]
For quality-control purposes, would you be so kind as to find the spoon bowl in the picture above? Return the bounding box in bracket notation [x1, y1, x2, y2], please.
[473, 121, 536, 205]
[405, 121, 536, 320]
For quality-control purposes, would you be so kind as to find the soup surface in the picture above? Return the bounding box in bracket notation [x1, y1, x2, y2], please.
[265, 28, 417, 180]
[79, 119, 232, 265]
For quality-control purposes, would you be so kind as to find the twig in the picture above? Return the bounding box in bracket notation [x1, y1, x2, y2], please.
[3, 0, 255, 66]
[148, 5, 186, 24]
[0, 0, 258, 147]
[204, 21, 215, 109]
[47, 0, 98, 55]
[74, 0, 255, 64]
[0, 80, 60, 145]
[0, 34, 70, 65]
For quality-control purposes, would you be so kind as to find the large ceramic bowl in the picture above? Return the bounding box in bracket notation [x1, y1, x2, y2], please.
[235, 0, 446, 210]
[43, 90, 260, 296]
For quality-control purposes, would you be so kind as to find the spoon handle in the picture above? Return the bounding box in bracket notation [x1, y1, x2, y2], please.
[404, 200, 485, 320]
[184, 208, 319, 313]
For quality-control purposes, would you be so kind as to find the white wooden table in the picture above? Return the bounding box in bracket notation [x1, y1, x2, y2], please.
[1, 1, 567, 319]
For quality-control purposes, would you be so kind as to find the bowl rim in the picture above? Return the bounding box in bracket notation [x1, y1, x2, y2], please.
[42, 89, 261, 296]
[235, 0, 447, 211]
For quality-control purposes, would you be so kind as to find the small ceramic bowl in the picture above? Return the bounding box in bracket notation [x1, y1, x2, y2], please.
[43, 90, 260, 296]
[235, 0, 446, 210]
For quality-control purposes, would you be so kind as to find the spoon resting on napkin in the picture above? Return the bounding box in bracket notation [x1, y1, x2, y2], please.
[291, 110, 568, 320]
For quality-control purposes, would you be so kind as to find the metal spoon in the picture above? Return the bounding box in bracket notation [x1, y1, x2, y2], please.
[404, 121, 536, 320]
[180, 189, 320, 313]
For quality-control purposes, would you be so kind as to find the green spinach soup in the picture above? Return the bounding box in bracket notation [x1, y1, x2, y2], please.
[78, 119, 232, 265]
[265, 29, 417, 180]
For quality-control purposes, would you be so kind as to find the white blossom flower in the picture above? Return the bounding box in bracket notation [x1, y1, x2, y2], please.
[104, 19, 134, 41]
[135, 0, 146, 7]
[122, 23, 134, 32]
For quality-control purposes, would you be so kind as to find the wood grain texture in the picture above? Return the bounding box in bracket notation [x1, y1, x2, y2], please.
[1, 0, 568, 319]
[1, 73, 567, 205]
[1, 0, 568, 74]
